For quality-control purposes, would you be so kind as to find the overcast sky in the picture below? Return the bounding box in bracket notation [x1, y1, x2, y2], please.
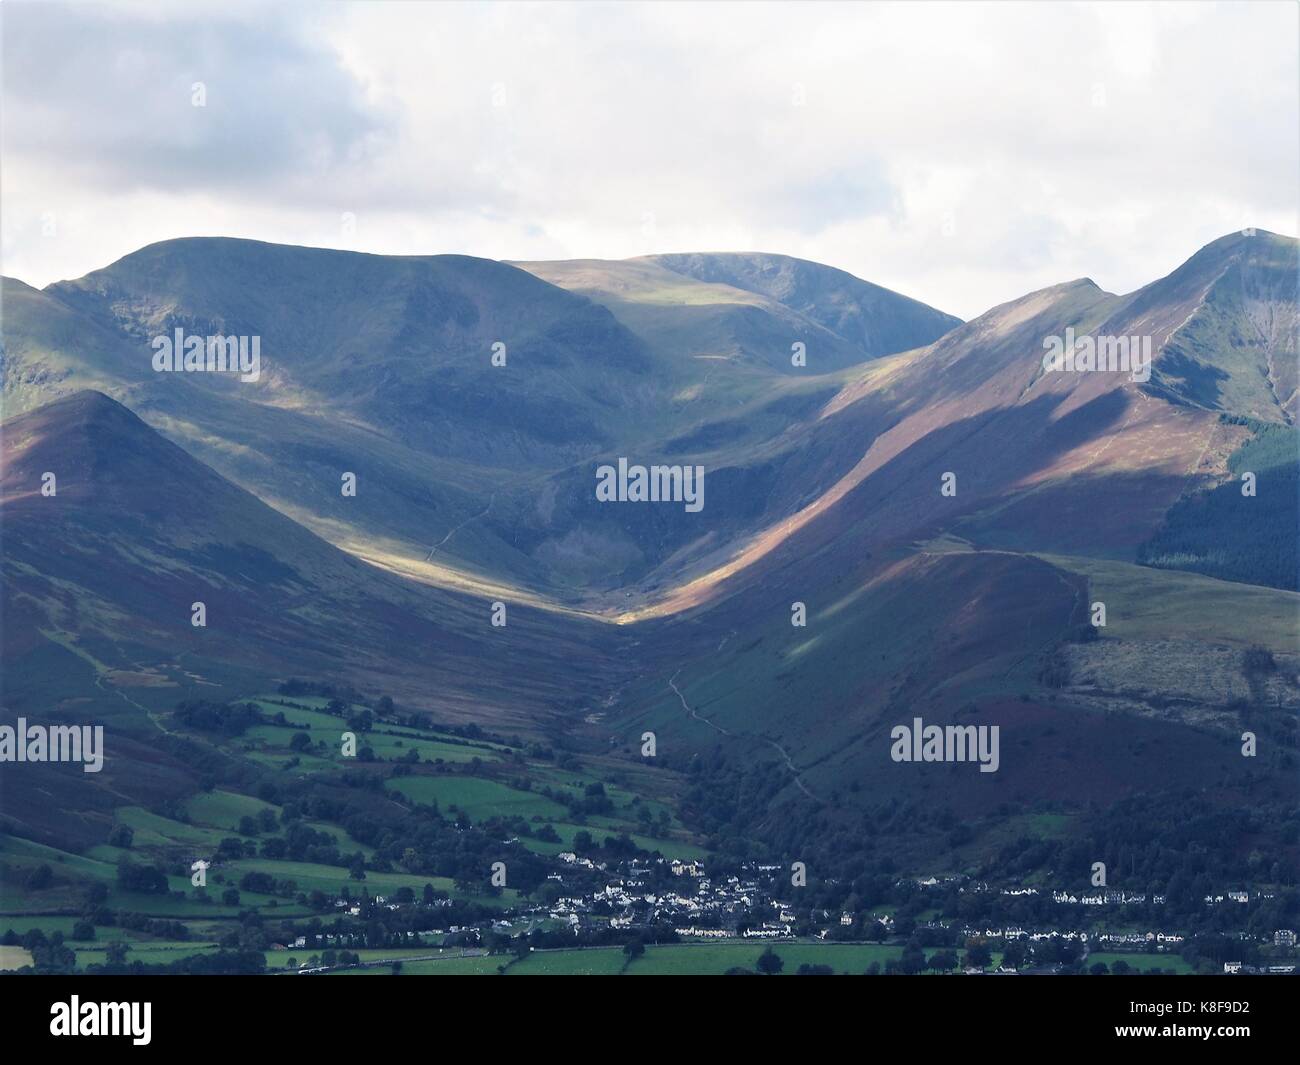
[3, 0, 1296, 319]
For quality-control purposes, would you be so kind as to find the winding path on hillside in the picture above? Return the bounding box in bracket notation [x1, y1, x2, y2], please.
[426, 492, 495, 561]
[668, 671, 819, 802]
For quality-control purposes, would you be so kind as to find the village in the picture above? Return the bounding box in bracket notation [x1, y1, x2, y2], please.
[279, 855, 1296, 976]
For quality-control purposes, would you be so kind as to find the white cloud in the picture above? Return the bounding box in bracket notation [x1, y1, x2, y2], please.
[3, 0, 1296, 318]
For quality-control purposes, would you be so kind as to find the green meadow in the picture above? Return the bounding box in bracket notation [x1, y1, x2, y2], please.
[315, 941, 981, 976]
[386, 775, 568, 820]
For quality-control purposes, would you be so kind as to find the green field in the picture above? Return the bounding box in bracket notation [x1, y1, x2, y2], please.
[519, 820, 707, 860]
[250, 699, 509, 758]
[386, 775, 569, 821]
[624, 941, 903, 975]
[330, 954, 506, 976]
[71, 941, 221, 970]
[323, 941, 917, 976]
[223, 857, 518, 905]
[0, 833, 308, 918]
[185, 790, 281, 831]
[0, 946, 34, 970]
[115, 807, 229, 848]
[2, 935, 1035, 976]
[509, 947, 632, 975]
[318, 941, 928, 976]
[380, 765, 706, 860]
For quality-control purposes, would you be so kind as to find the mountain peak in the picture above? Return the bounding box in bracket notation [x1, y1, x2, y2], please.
[4, 389, 150, 452]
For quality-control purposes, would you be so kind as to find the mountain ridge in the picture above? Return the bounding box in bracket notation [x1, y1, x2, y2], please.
[3, 230, 1294, 622]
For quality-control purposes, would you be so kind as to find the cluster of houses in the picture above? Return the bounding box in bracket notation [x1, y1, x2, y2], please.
[1090, 931, 1184, 948]
[954, 927, 1179, 947]
[541, 855, 793, 937]
[1224, 961, 1296, 975]
[1051, 890, 1166, 906]
[279, 859, 1295, 970]
[1205, 890, 1252, 904]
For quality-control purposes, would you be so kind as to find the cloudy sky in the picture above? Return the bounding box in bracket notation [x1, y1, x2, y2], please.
[3, 0, 1296, 319]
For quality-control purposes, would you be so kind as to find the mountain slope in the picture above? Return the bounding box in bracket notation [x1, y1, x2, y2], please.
[1124, 230, 1298, 423]
[2, 240, 958, 602]
[592, 234, 1299, 851]
[621, 232, 1299, 620]
[1, 390, 621, 729]
[516, 252, 961, 374]
[647, 251, 962, 359]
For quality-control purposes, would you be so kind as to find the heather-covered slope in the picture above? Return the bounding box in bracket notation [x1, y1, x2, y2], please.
[0, 390, 620, 728]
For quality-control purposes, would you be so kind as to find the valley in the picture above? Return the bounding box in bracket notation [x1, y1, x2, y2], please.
[2, 230, 1297, 976]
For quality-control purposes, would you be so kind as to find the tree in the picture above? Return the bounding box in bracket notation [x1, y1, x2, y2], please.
[116, 859, 168, 895]
[756, 947, 784, 975]
[900, 942, 926, 975]
[1002, 941, 1029, 969]
[966, 941, 993, 969]
[623, 939, 646, 961]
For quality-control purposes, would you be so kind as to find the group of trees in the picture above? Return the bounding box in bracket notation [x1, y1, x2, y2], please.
[172, 699, 263, 736]
[669, 744, 1299, 940]
[1138, 419, 1298, 590]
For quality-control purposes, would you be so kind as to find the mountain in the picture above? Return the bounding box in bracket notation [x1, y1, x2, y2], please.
[2, 231, 1297, 870]
[587, 232, 1299, 843]
[515, 252, 960, 373]
[2, 239, 961, 602]
[0, 390, 621, 730]
[645, 251, 962, 359]
[1126, 230, 1298, 423]
[618, 230, 1297, 621]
